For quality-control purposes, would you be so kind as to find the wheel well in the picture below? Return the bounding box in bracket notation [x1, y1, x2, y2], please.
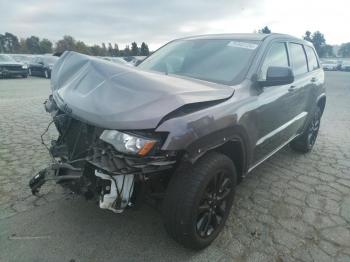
[317, 96, 326, 115]
[213, 140, 245, 183]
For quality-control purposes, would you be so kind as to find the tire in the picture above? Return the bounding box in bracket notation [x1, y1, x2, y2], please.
[290, 106, 322, 153]
[22, 74, 28, 78]
[162, 152, 237, 249]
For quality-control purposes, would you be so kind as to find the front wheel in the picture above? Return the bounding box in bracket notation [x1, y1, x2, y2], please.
[290, 106, 322, 153]
[162, 152, 237, 249]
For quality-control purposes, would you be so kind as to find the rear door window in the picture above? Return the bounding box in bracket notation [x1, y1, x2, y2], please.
[260, 42, 289, 80]
[289, 43, 308, 76]
[305, 45, 319, 71]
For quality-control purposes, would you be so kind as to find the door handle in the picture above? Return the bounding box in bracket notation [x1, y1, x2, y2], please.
[311, 77, 317, 83]
[288, 85, 296, 92]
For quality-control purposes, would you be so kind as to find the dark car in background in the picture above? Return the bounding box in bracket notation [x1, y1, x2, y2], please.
[28, 55, 59, 78]
[31, 34, 325, 249]
[0, 54, 28, 78]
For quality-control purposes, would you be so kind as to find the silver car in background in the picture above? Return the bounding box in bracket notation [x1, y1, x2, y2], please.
[321, 60, 338, 71]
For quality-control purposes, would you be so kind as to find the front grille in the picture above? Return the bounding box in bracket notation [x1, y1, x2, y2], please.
[54, 113, 102, 161]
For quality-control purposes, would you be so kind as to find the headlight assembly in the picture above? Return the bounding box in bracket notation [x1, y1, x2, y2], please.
[100, 130, 157, 156]
[22, 64, 28, 69]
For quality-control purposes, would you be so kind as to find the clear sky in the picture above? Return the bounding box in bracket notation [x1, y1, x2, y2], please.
[1, 0, 349, 50]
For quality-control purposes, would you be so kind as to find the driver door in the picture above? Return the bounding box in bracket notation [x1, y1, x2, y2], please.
[252, 42, 297, 164]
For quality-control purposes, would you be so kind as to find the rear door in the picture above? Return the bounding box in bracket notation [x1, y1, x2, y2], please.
[286, 42, 313, 134]
[303, 45, 323, 119]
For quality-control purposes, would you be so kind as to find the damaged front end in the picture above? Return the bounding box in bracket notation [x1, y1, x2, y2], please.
[30, 96, 177, 213]
[30, 51, 234, 213]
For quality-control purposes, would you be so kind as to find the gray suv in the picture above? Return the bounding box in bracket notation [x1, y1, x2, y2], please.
[30, 33, 325, 249]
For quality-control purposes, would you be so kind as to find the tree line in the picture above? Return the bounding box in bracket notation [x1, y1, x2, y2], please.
[0, 32, 150, 57]
[2, 30, 350, 58]
[259, 26, 350, 58]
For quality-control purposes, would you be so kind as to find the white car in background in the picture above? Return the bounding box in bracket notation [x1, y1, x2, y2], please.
[341, 61, 350, 71]
[321, 60, 338, 71]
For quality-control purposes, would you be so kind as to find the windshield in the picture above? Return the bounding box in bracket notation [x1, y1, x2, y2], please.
[138, 39, 259, 85]
[0, 54, 16, 62]
[43, 56, 58, 64]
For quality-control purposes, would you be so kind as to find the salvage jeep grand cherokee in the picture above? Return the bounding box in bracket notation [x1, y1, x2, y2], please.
[30, 33, 325, 249]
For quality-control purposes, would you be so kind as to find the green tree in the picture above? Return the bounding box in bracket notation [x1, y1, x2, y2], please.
[55, 35, 76, 53]
[19, 38, 29, 53]
[311, 31, 326, 56]
[338, 42, 350, 57]
[39, 38, 53, 53]
[140, 42, 150, 56]
[122, 45, 131, 56]
[113, 43, 119, 56]
[75, 41, 91, 55]
[303, 31, 312, 42]
[1, 32, 20, 53]
[101, 43, 107, 56]
[303, 30, 333, 57]
[320, 44, 334, 58]
[131, 42, 139, 56]
[25, 36, 41, 54]
[0, 34, 4, 53]
[90, 45, 104, 56]
[107, 43, 113, 56]
[259, 26, 271, 34]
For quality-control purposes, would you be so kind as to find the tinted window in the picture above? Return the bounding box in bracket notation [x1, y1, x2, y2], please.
[138, 39, 260, 85]
[305, 46, 319, 71]
[260, 42, 289, 80]
[289, 43, 308, 75]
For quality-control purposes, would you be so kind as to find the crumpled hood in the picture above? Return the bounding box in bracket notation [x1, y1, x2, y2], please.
[51, 51, 234, 130]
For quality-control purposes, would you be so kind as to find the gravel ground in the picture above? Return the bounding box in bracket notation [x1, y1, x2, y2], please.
[0, 72, 349, 262]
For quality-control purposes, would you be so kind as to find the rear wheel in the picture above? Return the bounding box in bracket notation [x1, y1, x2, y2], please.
[162, 152, 237, 249]
[290, 106, 322, 153]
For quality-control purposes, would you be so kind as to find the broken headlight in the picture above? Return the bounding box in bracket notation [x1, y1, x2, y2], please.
[100, 130, 157, 156]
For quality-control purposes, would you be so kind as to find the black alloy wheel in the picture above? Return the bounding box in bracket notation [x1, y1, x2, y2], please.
[307, 109, 321, 148]
[290, 106, 322, 153]
[162, 152, 237, 249]
[196, 170, 233, 238]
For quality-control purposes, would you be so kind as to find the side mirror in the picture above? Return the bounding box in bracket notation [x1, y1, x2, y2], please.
[260, 66, 294, 87]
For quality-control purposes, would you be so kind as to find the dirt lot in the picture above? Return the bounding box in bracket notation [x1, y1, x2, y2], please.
[0, 72, 349, 262]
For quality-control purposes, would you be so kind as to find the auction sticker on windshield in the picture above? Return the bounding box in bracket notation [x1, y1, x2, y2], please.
[227, 41, 258, 50]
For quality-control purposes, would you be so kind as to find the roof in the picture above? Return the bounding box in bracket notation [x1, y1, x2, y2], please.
[179, 33, 302, 42]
